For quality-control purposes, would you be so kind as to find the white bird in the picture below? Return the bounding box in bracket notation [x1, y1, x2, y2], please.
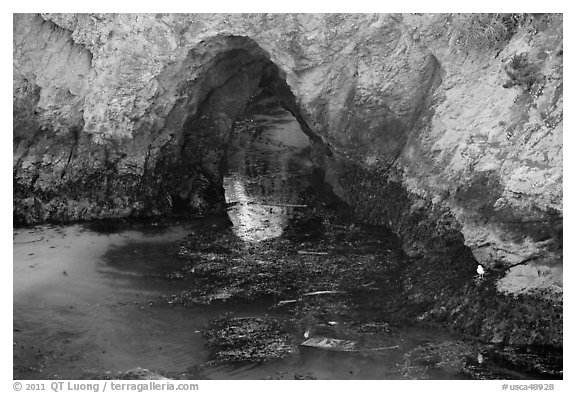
[476, 264, 485, 279]
[303, 328, 310, 339]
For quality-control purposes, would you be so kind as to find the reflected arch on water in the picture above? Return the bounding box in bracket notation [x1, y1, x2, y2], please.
[223, 94, 314, 242]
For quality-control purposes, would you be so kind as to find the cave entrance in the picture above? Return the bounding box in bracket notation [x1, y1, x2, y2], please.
[166, 35, 331, 222]
[164, 35, 344, 232]
[223, 87, 321, 242]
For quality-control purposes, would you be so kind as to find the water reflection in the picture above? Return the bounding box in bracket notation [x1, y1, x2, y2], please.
[224, 177, 287, 242]
[13, 224, 209, 379]
[224, 96, 313, 242]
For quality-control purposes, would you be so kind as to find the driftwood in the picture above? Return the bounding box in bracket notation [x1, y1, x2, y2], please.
[277, 290, 344, 306]
[353, 345, 400, 352]
[301, 337, 356, 351]
[277, 299, 299, 306]
[301, 337, 399, 352]
[302, 290, 343, 296]
[249, 202, 308, 208]
[297, 251, 329, 255]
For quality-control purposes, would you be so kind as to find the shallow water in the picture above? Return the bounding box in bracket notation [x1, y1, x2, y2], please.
[223, 96, 316, 242]
[13, 222, 463, 380]
[14, 223, 206, 378]
[13, 95, 557, 380]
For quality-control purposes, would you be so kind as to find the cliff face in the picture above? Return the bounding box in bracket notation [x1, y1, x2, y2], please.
[13, 13, 562, 345]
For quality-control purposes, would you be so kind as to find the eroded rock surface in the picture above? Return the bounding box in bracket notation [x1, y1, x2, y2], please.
[13, 13, 562, 346]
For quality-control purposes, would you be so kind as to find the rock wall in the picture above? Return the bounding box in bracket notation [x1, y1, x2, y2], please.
[13, 13, 562, 345]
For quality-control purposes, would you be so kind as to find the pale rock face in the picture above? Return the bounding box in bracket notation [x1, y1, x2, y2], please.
[13, 13, 562, 345]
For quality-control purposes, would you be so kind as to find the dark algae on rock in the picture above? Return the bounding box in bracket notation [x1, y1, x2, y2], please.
[203, 317, 297, 364]
[167, 196, 561, 378]
[14, 13, 562, 380]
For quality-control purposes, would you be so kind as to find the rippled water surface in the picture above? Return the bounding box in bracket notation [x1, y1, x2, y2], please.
[14, 223, 211, 378]
[14, 95, 556, 380]
[12, 221, 457, 379]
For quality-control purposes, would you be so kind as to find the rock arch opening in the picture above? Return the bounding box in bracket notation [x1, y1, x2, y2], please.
[222, 86, 321, 242]
[156, 35, 325, 220]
